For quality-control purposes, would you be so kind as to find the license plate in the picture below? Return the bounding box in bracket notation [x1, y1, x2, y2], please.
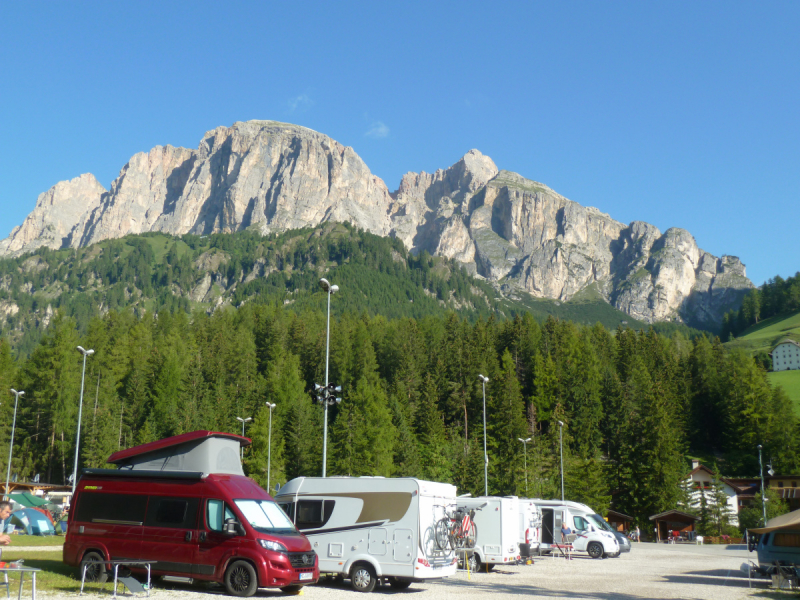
[299, 573, 313, 581]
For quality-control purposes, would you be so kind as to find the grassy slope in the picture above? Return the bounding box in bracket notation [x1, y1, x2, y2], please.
[725, 310, 800, 411]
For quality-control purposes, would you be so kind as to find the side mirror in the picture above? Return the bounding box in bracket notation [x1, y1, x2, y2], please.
[748, 533, 758, 552]
[224, 518, 243, 536]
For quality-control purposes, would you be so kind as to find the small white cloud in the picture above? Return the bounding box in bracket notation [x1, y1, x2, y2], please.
[288, 94, 314, 112]
[365, 121, 390, 139]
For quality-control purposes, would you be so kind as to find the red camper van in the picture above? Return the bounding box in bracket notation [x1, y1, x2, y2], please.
[63, 431, 319, 596]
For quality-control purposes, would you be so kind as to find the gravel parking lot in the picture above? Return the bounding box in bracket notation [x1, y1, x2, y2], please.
[41, 543, 770, 600]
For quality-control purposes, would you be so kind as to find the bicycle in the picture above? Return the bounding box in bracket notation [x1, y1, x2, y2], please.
[434, 503, 485, 551]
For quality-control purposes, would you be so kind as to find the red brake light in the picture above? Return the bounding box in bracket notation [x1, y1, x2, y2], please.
[417, 558, 430, 567]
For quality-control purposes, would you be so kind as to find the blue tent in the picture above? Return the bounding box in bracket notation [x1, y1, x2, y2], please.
[9, 508, 56, 536]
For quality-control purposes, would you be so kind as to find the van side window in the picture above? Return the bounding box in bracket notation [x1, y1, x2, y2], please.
[75, 493, 148, 524]
[145, 497, 199, 529]
[296, 500, 335, 529]
[206, 499, 237, 532]
[278, 502, 295, 521]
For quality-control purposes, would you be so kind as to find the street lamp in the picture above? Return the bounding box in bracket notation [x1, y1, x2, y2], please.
[72, 346, 94, 495]
[478, 374, 490, 497]
[265, 403, 276, 491]
[518, 437, 531, 497]
[319, 278, 339, 478]
[558, 420, 565, 502]
[5, 390, 23, 500]
[758, 444, 767, 526]
[237, 417, 252, 460]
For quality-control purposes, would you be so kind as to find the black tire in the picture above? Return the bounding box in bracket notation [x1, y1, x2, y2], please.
[611, 552, 621, 558]
[387, 577, 412, 590]
[485, 563, 495, 572]
[224, 560, 258, 597]
[350, 563, 377, 593]
[587, 542, 603, 559]
[81, 551, 108, 584]
[434, 518, 451, 551]
[280, 585, 304, 593]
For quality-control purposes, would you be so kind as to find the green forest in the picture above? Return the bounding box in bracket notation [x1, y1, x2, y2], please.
[0, 301, 794, 532]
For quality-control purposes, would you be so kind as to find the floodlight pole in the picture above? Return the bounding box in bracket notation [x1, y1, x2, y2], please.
[479, 375, 490, 496]
[6, 390, 24, 500]
[237, 417, 252, 460]
[758, 444, 767, 526]
[266, 403, 276, 491]
[319, 278, 338, 478]
[558, 420, 565, 502]
[518, 437, 531, 496]
[73, 347, 94, 495]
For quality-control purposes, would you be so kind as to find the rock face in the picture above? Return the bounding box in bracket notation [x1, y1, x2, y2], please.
[0, 120, 752, 328]
[0, 173, 106, 255]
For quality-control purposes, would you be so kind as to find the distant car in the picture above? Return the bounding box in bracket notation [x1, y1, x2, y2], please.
[612, 531, 631, 553]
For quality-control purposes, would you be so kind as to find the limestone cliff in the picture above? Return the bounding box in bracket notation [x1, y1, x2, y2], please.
[0, 120, 752, 327]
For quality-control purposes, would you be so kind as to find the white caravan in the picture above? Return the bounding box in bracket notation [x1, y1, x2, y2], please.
[275, 477, 458, 592]
[457, 496, 521, 571]
[531, 499, 619, 559]
[518, 499, 542, 557]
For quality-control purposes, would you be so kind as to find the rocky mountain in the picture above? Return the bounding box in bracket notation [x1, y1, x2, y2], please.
[1, 120, 752, 328]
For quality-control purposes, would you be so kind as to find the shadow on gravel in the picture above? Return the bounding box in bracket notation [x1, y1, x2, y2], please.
[661, 574, 751, 588]
[437, 577, 688, 600]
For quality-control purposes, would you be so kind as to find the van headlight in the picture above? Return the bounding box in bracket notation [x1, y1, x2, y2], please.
[259, 539, 287, 553]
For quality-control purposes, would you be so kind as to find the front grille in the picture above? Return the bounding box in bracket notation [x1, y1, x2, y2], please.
[288, 552, 317, 568]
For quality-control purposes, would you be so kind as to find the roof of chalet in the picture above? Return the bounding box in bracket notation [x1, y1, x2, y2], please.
[687, 464, 750, 493]
[649, 510, 699, 523]
[606, 509, 634, 522]
[769, 339, 800, 355]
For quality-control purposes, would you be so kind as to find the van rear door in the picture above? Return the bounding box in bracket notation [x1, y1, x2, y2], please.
[140, 496, 200, 575]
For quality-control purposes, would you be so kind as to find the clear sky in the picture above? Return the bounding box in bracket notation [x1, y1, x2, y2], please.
[1, 1, 798, 285]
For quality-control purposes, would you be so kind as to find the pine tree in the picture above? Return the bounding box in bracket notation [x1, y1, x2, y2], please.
[488, 350, 527, 495]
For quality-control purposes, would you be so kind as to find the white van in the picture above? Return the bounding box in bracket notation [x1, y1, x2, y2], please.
[457, 496, 521, 571]
[531, 499, 619, 559]
[518, 499, 542, 557]
[275, 477, 458, 592]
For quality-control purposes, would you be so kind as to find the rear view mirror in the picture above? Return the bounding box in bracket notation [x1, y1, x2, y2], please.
[224, 518, 243, 536]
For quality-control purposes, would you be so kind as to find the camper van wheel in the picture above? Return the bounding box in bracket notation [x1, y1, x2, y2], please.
[387, 577, 412, 590]
[587, 542, 603, 559]
[81, 551, 108, 583]
[350, 563, 377, 593]
[224, 560, 258, 597]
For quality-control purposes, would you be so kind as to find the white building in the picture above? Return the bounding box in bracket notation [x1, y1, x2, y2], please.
[686, 461, 741, 526]
[771, 339, 800, 372]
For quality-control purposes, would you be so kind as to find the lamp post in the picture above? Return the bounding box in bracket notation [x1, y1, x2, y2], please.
[72, 346, 94, 495]
[518, 437, 531, 497]
[478, 374, 490, 497]
[265, 403, 276, 491]
[5, 390, 23, 500]
[558, 420, 565, 502]
[319, 278, 339, 478]
[237, 417, 252, 460]
[758, 444, 767, 526]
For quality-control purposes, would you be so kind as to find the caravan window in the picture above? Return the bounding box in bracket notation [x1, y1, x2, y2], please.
[573, 516, 590, 531]
[75, 493, 148, 525]
[145, 497, 199, 529]
[296, 500, 335, 529]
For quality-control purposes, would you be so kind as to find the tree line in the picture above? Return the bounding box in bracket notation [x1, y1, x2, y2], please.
[0, 300, 795, 530]
[721, 271, 800, 340]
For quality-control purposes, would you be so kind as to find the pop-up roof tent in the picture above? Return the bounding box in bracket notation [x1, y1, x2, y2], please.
[106, 430, 251, 475]
[750, 507, 800, 534]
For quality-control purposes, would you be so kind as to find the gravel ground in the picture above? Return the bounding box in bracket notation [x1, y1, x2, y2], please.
[39, 543, 771, 600]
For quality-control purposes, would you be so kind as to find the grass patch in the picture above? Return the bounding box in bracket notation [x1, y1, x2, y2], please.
[725, 311, 800, 355]
[7, 535, 64, 547]
[768, 370, 800, 414]
[0, 550, 97, 594]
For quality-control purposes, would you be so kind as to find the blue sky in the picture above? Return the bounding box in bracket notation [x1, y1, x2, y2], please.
[1, 1, 798, 285]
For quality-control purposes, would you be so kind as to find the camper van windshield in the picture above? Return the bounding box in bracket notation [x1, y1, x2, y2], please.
[235, 499, 297, 534]
[587, 514, 614, 532]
